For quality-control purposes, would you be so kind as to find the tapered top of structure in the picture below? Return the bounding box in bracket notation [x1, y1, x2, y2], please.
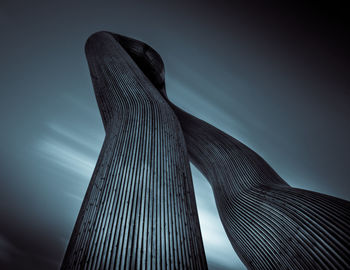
[85, 31, 167, 98]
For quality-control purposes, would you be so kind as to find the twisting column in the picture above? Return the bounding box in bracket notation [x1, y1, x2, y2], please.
[170, 106, 350, 270]
[61, 32, 207, 270]
[112, 33, 350, 270]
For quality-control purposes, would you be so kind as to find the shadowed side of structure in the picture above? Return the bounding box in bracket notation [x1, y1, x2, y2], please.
[111, 33, 350, 270]
[61, 31, 207, 270]
[170, 105, 350, 270]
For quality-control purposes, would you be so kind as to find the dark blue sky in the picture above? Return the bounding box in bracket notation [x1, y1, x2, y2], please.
[1, 1, 349, 269]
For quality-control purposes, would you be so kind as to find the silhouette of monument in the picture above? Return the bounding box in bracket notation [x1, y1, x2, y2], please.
[62, 31, 350, 269]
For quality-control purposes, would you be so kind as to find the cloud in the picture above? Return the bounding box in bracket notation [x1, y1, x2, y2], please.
[47, 123, 101, 154]
[37, 137, 95, 179]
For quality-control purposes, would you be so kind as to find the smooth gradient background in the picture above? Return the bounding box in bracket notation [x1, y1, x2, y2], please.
[1, 1, 349, 269]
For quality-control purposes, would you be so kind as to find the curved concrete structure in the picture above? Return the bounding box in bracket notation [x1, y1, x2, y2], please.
[171, 105, 350, 270]
[106, 33, 350, 269]
[62, 31, 350, 269]
[61, 32, 207, 270]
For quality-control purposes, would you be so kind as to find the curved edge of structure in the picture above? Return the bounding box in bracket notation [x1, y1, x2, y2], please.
[106, 32, 350, 269]
[62, 31, 208, 270]
[171, 104, 350, 270]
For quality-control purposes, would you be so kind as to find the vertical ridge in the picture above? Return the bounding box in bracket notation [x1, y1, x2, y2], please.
[61, 31, 207, 270]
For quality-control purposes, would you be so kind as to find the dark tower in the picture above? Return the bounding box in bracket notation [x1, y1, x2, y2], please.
[105, 33, 350, 269]
[61, 32, 207, 269]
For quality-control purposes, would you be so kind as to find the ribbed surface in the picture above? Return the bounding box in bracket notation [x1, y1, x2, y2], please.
[62, 31, 350, 270]
[170, 105, 350, 270]
[61, 32, 207, 270]
[106, 33, 350, 269]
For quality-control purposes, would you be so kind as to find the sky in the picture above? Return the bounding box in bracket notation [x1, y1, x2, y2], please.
[0, 1, 349, 269]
